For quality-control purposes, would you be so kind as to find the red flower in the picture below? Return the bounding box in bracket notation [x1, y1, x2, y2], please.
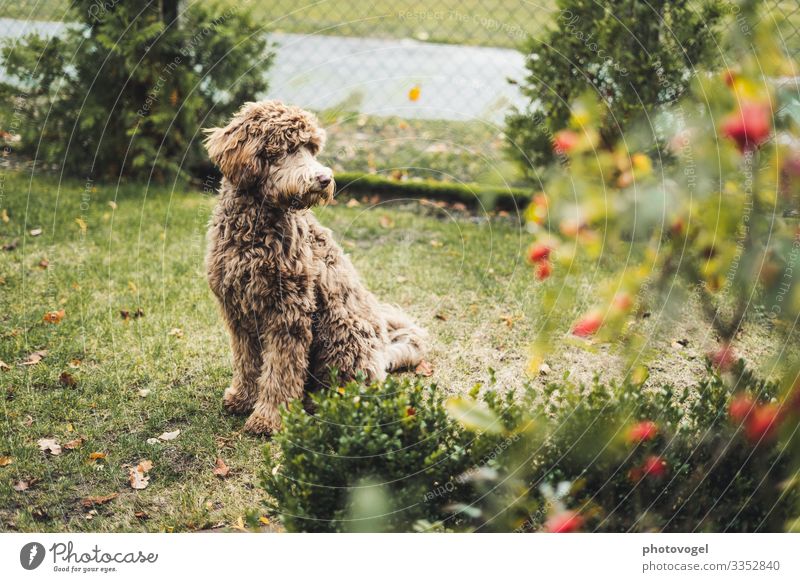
[627, 421, 658, 443]
[572, 312, 603, 337]
[721, 103, 771, 152]
[708, 344, 737, 371]
[528, 243, 552, 263]
[405, 406, 416, 417]
[613, 293, 632, 311]
[535, 260, 553, 281]
[543, 510, 584, 533]
[553, 130, 580, 155]
[728, 394, 755, 424]
[744, 403, 782, 443]
[629, 455, 669, 482]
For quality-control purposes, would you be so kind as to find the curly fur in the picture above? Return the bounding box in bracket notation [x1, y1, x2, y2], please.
[204, 100, 427, 434]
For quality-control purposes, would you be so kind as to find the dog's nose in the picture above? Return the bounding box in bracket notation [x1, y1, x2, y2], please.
[316, 172, 332, 188]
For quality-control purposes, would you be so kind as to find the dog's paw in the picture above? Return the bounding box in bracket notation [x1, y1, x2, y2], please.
[223, 385, 255, 414]
[243, 410, 281, 436]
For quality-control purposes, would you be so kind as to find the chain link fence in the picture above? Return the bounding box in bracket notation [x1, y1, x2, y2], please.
[1, 1, 798, 185]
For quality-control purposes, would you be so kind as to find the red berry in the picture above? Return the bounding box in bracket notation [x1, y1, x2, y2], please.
[721, 103, 771, 152]
[709, 344, 737, 371]
[553, 130, 580, 155]
[729, 394, 755, 424]
[744, 404, 782, 443]
[535, 260, 553, 281]
[627, 421, 658, 443]
[528, 243, 552, 263]
[640, 455, 668, 479]
[572, 312, 602, 337]
[543, 510, 584, 533]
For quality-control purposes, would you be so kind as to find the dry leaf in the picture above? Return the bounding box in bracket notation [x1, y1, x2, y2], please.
[2, 238, 19, 251]
[43, 309, 65, 324]
[22, 415, 33, 427]
[408, 85, 421, 101]
[0, 456, 13, 467]
[88, 452, 106, 461]
[75, 218, 87, 233]
[434, 312, 448, 321]
[379, 215, 395, 229]
[138, 389, 150, 398]
[499, 314, 518, 328]
[81, 493, 117, 508]
[0, 360, 10, 372]
[30, 228, 42, 237]
[68, 359, 82, 369]
[167, 328, 184, 339]
[213, 458, 230, 478]
[13, 477, 40, 492]
[120, 310, 130, 321]
[63, 437, 84, 450]
[158, 429, 180, 441]
[20, 350, 47, 366]
[38, 258, 49, 269]
[415, 360, 434, 377]
[38, 438, 62, 455]
[129, 459, 152, 490]
[59, 372, 77, 387]
[258, 516, 270, 526]
[134, 511, 149, 520]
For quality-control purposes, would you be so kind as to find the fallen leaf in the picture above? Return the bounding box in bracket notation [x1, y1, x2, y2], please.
[258, 516, 270, 526]
[167, 328, 184, 339]
[379, 215, 395, 229]
[0, 208, 8, 222]
[434, 312, 448, 321]
[138, 389, 150, 397]
[75, 218, 87, 233]
[2, 238, 19, 251]
[134, 308, 144, 318]
[415, 360, 434, 377]
[0, 360, 10, 372]
[63, 437, 84, 450]
[408, 85, 421, 101]
[134, 511, 149, 520]
[120, 310, 130, 321]
[20, 350, 47, 366]
[38, 258, 49, 269]
[13, 478, 40, 492]
[81, 493, 117, 508]
[38, 438, 62, 455]
[43, 309, 65, 324]
[499, 314, 518, 328]
[129, 460, 152, 490]
[0, 456, 13, 467]
[59, 372, 77, 387]
[68, 359, 82, 369]
[213, 458, 230, 478]
[22, 416, 33, 427]
[29, 228, 42, 237]
[88, 452, 106, 461]
[158, 429, 180, 441]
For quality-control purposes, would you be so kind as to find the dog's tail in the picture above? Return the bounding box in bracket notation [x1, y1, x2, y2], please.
[380, 303, 428, 372]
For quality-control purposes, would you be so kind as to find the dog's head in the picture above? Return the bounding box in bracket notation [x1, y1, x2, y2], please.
[204, 100, 334, 209]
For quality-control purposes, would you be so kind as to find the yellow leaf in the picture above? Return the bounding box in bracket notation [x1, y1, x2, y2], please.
[75, 218, 88, 233]
[258, 516, 270, 525]
[408, 85, 421, 102]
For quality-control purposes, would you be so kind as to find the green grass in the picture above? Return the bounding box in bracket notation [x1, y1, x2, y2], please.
[0, 170, 545, 532]
[2, 0, 553, 48]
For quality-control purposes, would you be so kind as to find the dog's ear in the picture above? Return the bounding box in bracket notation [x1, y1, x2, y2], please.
[203, 112, 266, 188]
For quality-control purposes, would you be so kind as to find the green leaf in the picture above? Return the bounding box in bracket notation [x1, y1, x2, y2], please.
[445, 397, 503, 434]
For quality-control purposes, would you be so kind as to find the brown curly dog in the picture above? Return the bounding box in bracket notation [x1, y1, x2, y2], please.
[204, 100, 427, 435]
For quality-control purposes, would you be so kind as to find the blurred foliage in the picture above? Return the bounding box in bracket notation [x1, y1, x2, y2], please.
[0, 0, 271, 181]
[262, 367, 798, 532]
[505, 0, 724, 175]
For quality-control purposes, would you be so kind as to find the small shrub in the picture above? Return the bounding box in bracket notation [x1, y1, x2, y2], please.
[261, 377, 499, 532]
[505, 0, 723, 175]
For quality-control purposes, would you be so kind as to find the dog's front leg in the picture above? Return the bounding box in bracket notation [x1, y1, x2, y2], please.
[243, 312, 312, 435]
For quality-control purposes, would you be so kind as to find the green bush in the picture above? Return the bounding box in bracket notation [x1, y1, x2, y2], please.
[505, 0, 723, 175]
[261, 377, 503, 532]
[262, 366, 799, 532]
[0, 0, 271, 181]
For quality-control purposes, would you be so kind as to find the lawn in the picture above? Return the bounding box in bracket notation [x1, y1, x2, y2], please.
[0, 170, 790, 532]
